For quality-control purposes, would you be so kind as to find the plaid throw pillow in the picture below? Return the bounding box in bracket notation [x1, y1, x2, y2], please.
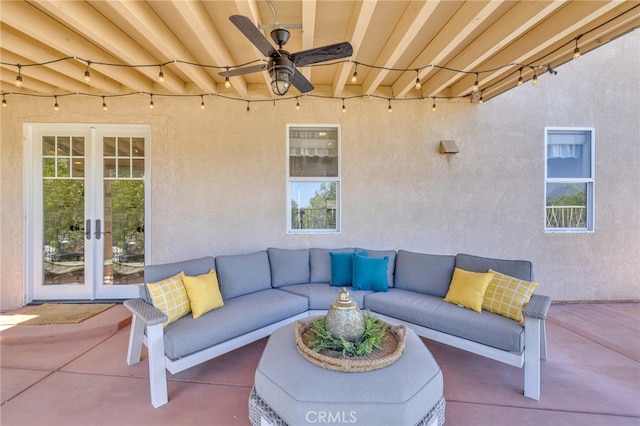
[147, 271, 191, 326]
[483, 269, 538, 322]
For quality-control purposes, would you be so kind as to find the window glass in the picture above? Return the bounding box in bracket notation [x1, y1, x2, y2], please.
[545, 128, 594, 232]
[287, 125, 340, 233]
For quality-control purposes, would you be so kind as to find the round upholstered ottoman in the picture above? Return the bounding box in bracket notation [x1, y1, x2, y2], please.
[249, 321, 445, 426]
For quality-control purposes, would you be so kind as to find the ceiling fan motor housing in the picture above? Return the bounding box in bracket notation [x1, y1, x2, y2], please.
[270, 28, 290, 48]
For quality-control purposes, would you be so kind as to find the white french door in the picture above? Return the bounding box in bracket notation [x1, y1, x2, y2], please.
[25, 124, 150, 301]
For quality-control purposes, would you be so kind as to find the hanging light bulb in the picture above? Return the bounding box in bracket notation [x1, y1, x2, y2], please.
[2, 95, 7, 108]
[388, 99, 392, 113]
[415, 70, 422, 90]
[158, 67, 165, 83]
[102, 96, 108, 111]
[200, 95, 205, 110]
[472, 73, 479, 92]
[517, 68, 523, 86]
[224, 76, 231, 89]
[296, 97, 300, 110]
[478, 93, 484, 104]
[532, 72, 538, 85]
[15, 65, 23, 87]
[342, 99, 346, 113]
[84, 61, 91, 83]
[53, 96, 59, 111]
[149, 95, 154, 110]
[432, 98, 436, 112]
[351, 63, 358, 84]
[573, 39, 581, 59]
[246, 101, 250, 112]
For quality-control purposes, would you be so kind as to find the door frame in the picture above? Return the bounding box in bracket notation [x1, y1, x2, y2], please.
[24, 123, 151, 302]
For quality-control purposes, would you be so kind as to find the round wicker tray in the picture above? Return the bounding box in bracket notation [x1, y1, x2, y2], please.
[294, 317, 407, 373]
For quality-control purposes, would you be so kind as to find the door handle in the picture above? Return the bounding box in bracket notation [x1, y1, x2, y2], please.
[94, 219, 111, 240]
[85, 219, 91, 240]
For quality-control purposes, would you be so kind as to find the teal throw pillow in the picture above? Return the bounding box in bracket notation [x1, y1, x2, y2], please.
[329, 251, 366, 286]
[352, 252, 388, 292]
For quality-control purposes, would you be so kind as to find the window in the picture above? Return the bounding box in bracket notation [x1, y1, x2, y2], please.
[287, 125, 340, 233]
[545, 127, 594, 232]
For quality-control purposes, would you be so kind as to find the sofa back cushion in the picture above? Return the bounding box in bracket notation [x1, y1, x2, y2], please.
[215, 251, 272, 300]
[394, 250, 456, 297]
[455, 253, 532, 281]
[142, 256, 216, 303]
[309, 248, 354, 283]
[356, 248, 397, 287]
[267, 248, 310, 287]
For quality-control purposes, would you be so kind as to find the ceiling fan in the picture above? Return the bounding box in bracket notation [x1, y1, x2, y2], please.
[220, 15, 353, 96]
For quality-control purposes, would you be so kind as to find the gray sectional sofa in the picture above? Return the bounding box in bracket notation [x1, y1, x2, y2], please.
[124, 247, 551, 408]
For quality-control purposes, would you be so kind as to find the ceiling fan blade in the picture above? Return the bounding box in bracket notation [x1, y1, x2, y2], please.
[229, 15, 280, 58]
[290, 42, 353, 66]
[290, 68, 314, 94]
[219, 64, 267, 77]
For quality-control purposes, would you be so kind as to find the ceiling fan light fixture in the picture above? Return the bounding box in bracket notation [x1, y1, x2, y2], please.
[269, 57, 294, 96]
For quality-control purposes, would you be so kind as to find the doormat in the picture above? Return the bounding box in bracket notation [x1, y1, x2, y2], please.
[0, 303, 115, 325]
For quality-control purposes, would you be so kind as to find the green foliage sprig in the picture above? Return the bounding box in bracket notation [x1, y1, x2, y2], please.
[307, 313, 388, 357]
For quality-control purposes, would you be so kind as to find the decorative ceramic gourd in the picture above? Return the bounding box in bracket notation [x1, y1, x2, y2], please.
[325, 287, 365, 341]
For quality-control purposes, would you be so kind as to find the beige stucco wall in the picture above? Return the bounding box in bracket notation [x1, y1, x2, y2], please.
[1, 31, 638, 310]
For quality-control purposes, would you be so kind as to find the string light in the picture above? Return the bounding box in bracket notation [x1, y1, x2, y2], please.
[149, 95, 154, 109]
[246, 101, 250, 112]
[415, 70, 421, 90]
[472, 73, 479, 92]
[388, 99, 392, 113]
[532, 71, 538, 85]
[351, 63, 358, 84]
[224, 76, 231, 89]
[158, 66, 164, 83]
[517, 68, 523, 86]
[53, 96, 59, 111]
[200, 95, 205, 109]
[432, 97, 436, 112]
[295, 97, 300, 110]
[102, 96, 108, 111]
[341, 99, 346, 113]
[15, 65, 23, 87]
[84, 61, 91, 83]
[2, 95, 6, 107]
[573, 38, 581, 59]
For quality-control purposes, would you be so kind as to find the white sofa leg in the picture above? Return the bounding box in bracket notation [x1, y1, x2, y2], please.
[540, 320, 548, 361]
[146, 323, 168, 408]
[524, 316, 541, 400]
[126, 314, 145, 365]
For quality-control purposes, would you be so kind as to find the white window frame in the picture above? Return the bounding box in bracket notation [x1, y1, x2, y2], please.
[286, 124, 341, 234]
[544, 127, 595, 233]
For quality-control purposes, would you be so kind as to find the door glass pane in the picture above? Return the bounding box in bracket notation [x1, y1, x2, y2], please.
[104, 136, 144, 285]
[42, 136, 85, 285]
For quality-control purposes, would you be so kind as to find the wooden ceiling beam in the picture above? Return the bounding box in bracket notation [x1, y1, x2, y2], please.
[332, 0, 377, 97]
[105, 0, 218, 94]
[0, 1, 153, 94]
[299, 0, 317, 82]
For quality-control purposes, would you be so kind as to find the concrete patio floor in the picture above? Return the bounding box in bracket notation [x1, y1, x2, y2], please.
[1, 302, 638, 426]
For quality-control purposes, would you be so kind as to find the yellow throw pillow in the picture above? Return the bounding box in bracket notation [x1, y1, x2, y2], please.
[444, 268, 494, 313]
[182, 269, 224, 319]
[146, 271, 191, 326]
[483, 269, 539, 322]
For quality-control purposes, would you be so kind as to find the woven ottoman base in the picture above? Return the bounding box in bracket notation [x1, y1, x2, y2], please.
[250, 322, 445, 426]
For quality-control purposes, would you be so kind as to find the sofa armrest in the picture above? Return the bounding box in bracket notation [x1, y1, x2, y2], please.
[523, 294, 551, 320]
[124, 298, 168, 326]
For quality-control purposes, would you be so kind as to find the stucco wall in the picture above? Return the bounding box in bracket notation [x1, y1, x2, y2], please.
[1, 31, 638, 310]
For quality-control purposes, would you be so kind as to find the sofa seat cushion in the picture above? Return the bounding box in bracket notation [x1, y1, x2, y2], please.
[365, 288, 524, 353]
[278, 283, 372, 310]
[163, 289, 308, 359]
